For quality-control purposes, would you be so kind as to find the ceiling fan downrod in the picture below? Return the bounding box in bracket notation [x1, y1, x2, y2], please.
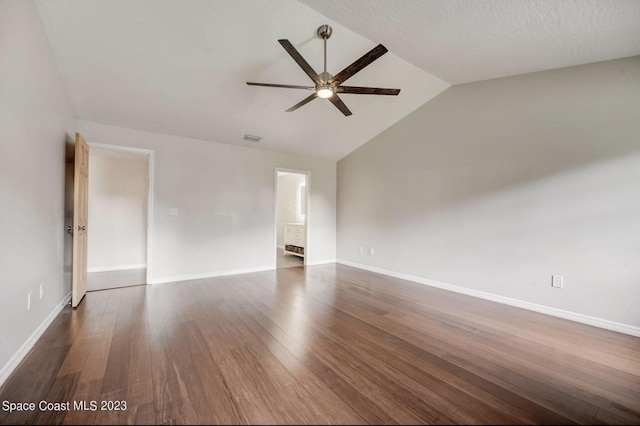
[317, 24, 332, 77]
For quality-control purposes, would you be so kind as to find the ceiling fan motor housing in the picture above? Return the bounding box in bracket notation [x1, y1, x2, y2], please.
[318, 71, 332, 84]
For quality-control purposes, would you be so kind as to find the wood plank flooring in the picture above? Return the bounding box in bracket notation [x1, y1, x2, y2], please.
[0, 264, 639, 425]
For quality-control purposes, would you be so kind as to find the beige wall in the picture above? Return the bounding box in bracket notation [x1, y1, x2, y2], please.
[337, 56, 640, 328]
[87, 148, 148, 271]
[78, 120, 337, 282]
[0, 0, 76, 382]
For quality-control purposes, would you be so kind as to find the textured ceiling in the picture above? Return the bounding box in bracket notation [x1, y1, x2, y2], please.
[36, 1, 640, 160]
[301, 0, 640, 84]
[35, 0, 448, 160]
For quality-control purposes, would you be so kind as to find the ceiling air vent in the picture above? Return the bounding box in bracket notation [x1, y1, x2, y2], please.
[243, 134, 261, 143]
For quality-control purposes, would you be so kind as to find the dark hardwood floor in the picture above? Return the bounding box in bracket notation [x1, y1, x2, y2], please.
[1, 264, 639, 425]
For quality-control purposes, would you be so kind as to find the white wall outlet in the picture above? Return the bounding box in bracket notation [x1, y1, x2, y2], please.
[552, 275, 563, 288]
[369, 248, 375, 256]
[27, 292, 32, 310]
[39, 283, 44, 299]
[196, 251, 203, 260]
[168, 208, 178, 216]
[359, 247, 364, 254]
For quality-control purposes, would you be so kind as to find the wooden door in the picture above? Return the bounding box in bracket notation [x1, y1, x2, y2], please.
[72, 132, 89, 308]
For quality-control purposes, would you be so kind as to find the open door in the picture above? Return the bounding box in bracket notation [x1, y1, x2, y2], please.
[72, 132, 89, 308]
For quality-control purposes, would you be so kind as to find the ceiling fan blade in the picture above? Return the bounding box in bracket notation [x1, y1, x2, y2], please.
[329, 44, 388, 86]
[286, 93, 318, 112]
[278, 39, 321, 84]
[247, 82, 314, 90]
[337, 86, 400, 95]
[328, 94, 352, 116]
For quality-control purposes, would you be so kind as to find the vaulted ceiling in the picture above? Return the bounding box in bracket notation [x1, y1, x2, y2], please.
[36, 0, 640, 160]
[301, 0, 640, 84]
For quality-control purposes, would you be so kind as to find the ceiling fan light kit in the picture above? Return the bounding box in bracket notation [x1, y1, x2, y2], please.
[316, 85, 334, 98]
[246, 25, 400, 116]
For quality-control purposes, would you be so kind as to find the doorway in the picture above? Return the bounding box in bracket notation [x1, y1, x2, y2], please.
[275, 169, 309, 269]
[86, 144, 153, 291]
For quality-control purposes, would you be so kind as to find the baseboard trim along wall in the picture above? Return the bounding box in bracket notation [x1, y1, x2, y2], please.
[336, 259, 640, 337]
[0, 292, 72, 389]
[150, 260, 339, 284]
[306, 259, 337, 266]
[87, 264, 147, 273]
[150, 265, 275, 285]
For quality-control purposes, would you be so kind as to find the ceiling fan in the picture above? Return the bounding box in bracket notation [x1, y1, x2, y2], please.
[246, 25, 400, 117]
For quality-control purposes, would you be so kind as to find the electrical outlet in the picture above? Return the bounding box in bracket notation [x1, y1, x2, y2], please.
[196, 251, 203, 260]
[552, 275, 563, 288]
[369, 248, 375, 256]
[39, 283, 44, 299]
[359, 247, 364, 254]
[27, 292, 32, 310]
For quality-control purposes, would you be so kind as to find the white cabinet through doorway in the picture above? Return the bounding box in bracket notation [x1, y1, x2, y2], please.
[284, 223, 305, 258]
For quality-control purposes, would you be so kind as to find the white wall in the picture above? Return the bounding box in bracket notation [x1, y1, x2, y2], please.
[0, 0, 75, 381]
[337, 56, 640, 329]
[78, 120, 337, 281]
[87, 148, 148, 271]
[276, 173, 306, 247]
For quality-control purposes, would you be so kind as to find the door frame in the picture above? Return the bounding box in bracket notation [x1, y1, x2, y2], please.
[88, 142, 155, 285]
[274, 167, 310, 268]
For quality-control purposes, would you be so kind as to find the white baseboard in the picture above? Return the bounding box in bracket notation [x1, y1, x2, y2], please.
[150, 265, 275, 285]
[306, 259, 336, 266]
[336, 259, 640, 337]
[0, 292, 71, 389]
[87, 264, 146, 273]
